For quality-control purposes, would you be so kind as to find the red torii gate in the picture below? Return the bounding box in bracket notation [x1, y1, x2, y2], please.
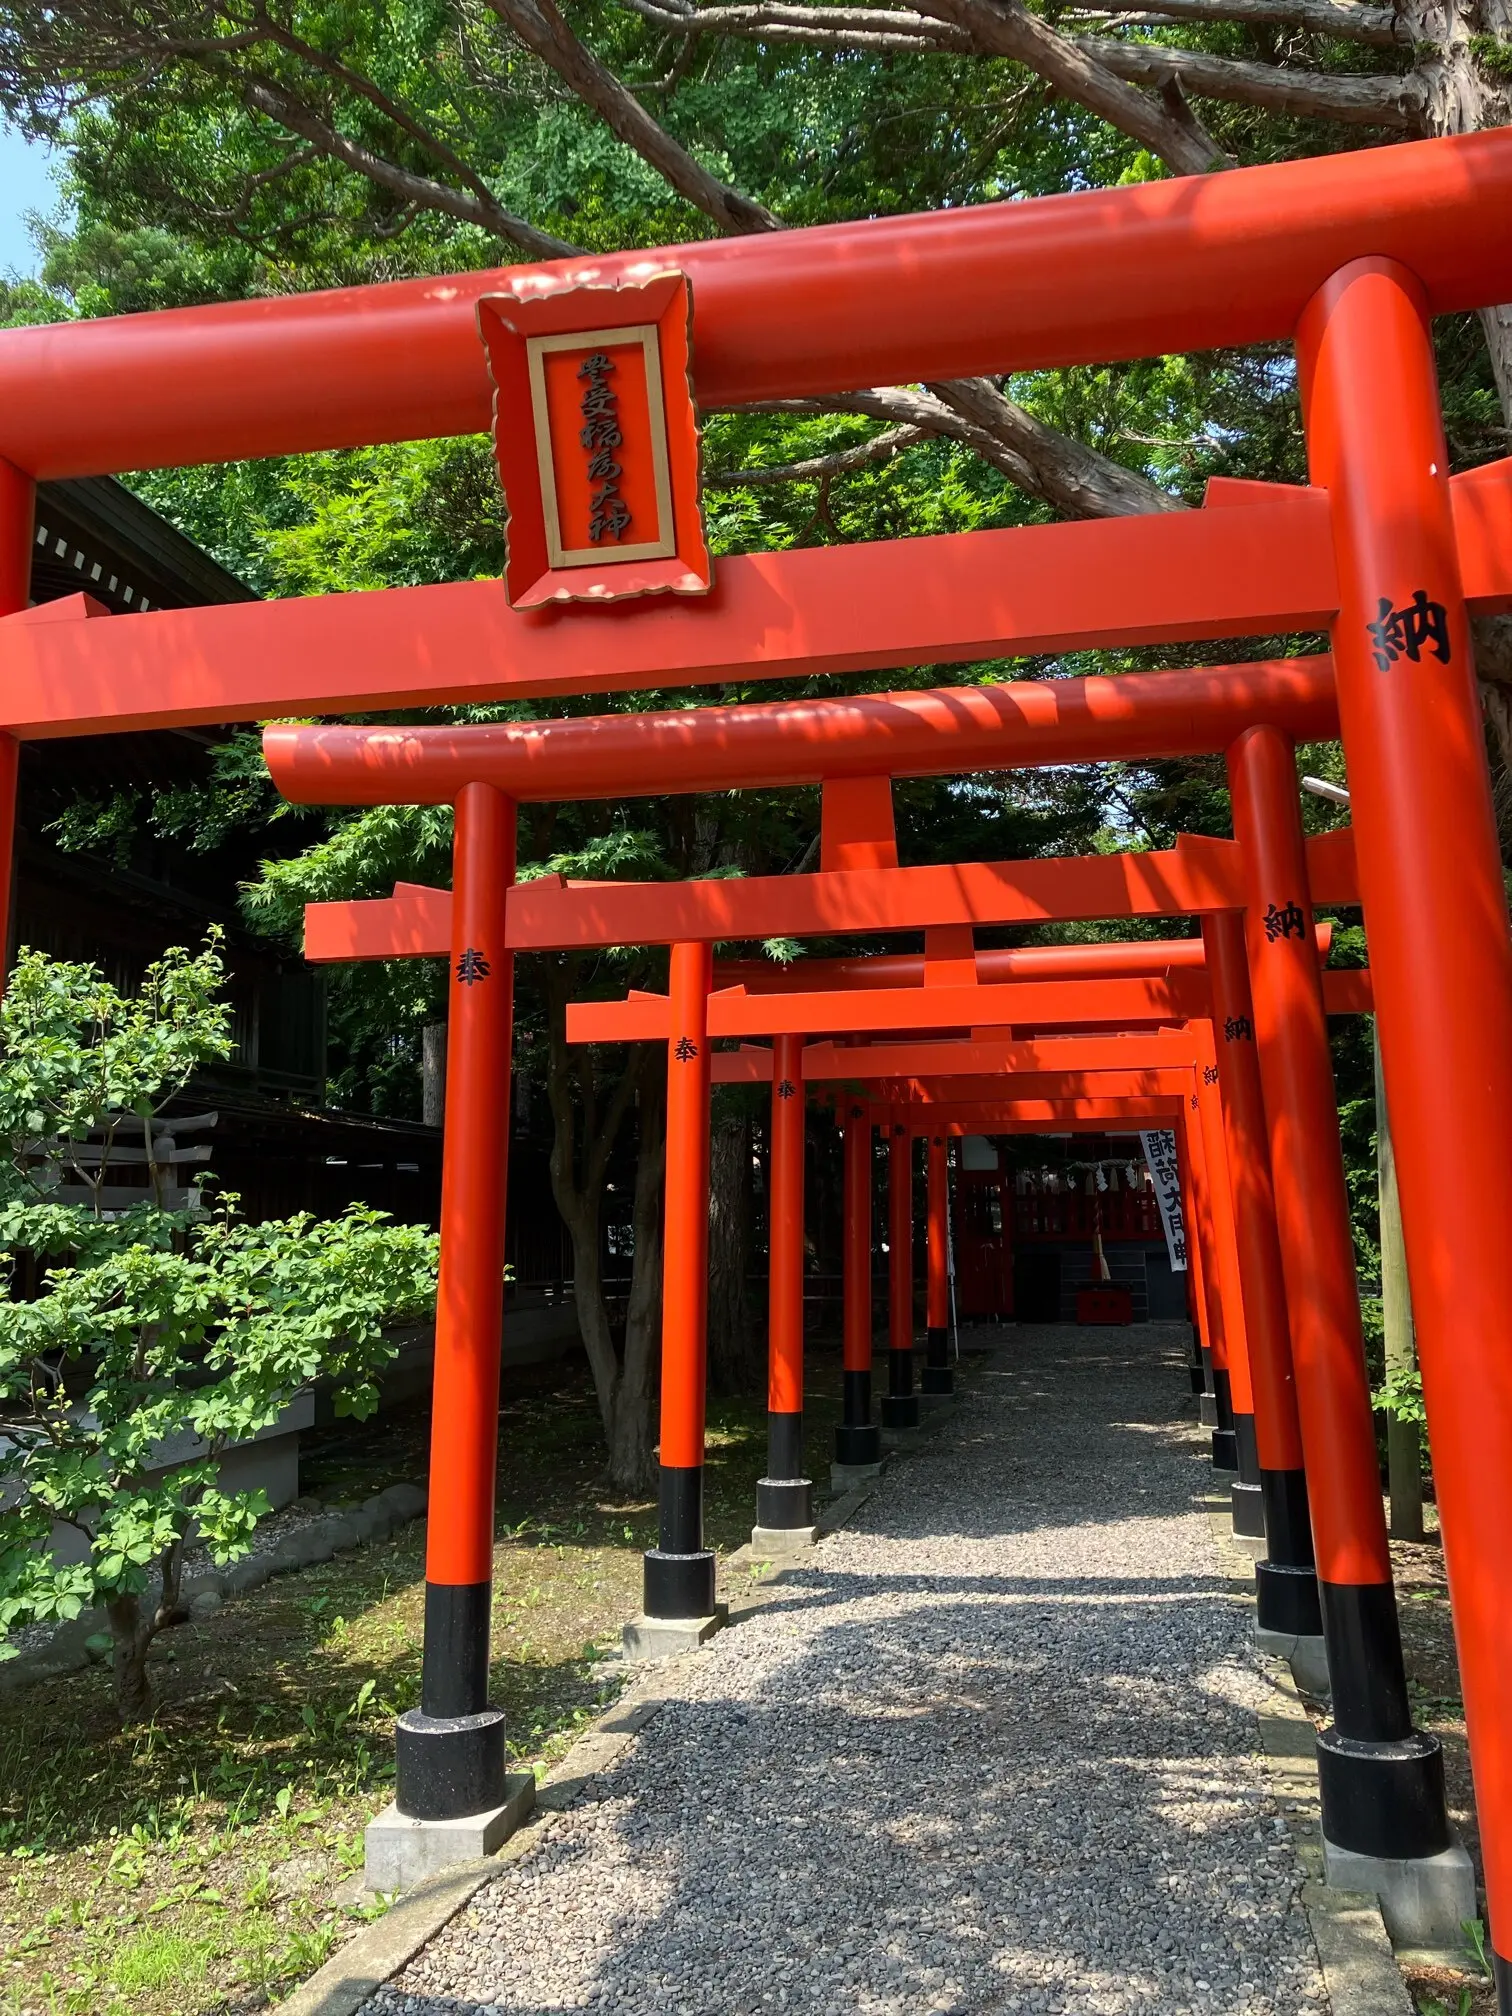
[567, 977, 1310, 1622]
[293, 746, 1432, 1900]
[4, 129, 1511, 1984]
[311, 803, 1377, 1818]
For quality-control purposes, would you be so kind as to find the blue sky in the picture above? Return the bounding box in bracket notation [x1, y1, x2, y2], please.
[0, 124, 65, 278]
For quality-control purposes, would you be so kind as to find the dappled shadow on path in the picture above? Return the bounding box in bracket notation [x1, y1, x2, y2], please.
[365, 1325, 1317, 2016]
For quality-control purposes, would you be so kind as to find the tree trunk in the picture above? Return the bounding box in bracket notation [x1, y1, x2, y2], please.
[1375, 1024, 1425, 1541]
[707, 1096, 759, 1395]
[107, 1593, 154, 1725]
[556, 1182, 623, 1443]
[608, 1072, 666, 1493]
[538, 956, 650, 1464]
[422, 1023, 447, 1128]
[1406, 0, 1512, 416]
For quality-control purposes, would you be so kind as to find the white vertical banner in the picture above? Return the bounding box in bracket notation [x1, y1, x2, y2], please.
[1140, 1129, 1187, 1272]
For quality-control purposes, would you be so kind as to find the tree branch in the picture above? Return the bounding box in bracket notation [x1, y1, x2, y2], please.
[242, 77, 577, 256]
[930, 375, 1185, 514]
[707, 422, 930, 484]
[620, 0, 970, 47]
[734, 379, 1180, 516]
[1064, 0, 1403, 47]
[1072, 33, 1422, 123]
[904, 0, 1232, 171]
[250, 12, 544, 224]
[485, 0, 783, 231]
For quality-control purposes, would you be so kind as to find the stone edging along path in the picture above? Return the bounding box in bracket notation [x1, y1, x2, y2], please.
[0, 1481, 429, 1695]
[280, 1329, 1419, 2016]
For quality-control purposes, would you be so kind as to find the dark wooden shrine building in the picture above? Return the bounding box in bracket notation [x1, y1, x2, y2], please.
[951, 1131, 1187, 1326]
[14, 480, 455, 1229]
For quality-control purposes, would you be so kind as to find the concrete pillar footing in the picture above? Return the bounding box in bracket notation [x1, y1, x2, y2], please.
[750, 1524, 819, 1556]
[1199, 1392, 1220, 1427]
[364, 1772, 535, 1891]
[1321, 1832, 1477, 1949]
[831, 1459, 884, 1492]
[1254, 1626, 1331, 1698]
[621, 1611, 724, 1662]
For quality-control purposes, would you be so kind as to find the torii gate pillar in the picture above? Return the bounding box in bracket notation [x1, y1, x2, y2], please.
[754, 1031, 817, 1548]
[835, 1101, 882, 1472]
[1300, 258, 1509, 1972]
[394, 784, 515, 1828]
[1202, 912, 1322, 1634]
[882, 1125, 921, 1429]
[642, 942, 718, 1624]
[923, 1135, 953, 1394]
[1230, 723, 1451, 1877]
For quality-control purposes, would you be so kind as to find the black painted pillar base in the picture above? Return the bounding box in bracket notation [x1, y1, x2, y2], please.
[757, 1411, 813, 1528]
[1317, 1727, 1450, 1860]
[1256, 1558, 1324, 1635]
[1209, 1366, 1237, 1468]
[1316, 1579, 1450, 1861]
[1187, 1329, 1204, 1383]
[644, 1463, 716, 1618]
[1231, 1479, 1265, 1536]
[881, 1347, 920, 1428]
[756, 1476, 814, 1528]
[1199, 1392, 1220, 1428]
[396, 1707, 508, 1820]
[397, 1581, 507, 1820]
[922, 1325, 954, 1395]
[1255, 1466, 1322, 1633]
[835, 1367, 882, 1466]
[1492, 1948, 1509, 2012]
[1230, 1412, 1262, 1532]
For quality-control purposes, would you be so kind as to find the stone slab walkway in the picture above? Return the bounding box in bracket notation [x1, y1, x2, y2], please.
[366, 1323, 1329, 2015]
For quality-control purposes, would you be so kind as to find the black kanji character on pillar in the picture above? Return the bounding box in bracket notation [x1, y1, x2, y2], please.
[1366, 589, 1451, 673]
[674, 1036, 699, 1063]
[1262, 899, 1306, 943]
[455, 947, 491, 985]
[1223, 1014, 1253, 1042]
[1203, 1065, 1220, 1086]
[776, 1079, 796, 1099]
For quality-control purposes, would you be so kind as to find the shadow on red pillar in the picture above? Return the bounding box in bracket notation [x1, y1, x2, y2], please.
[1203, 912, 1321, 1626]
[644, 941, 717, 1620]
[1180, 1097, 1233, 1470]
[1300, 258, 1508, 1975]
[757, 1029, 814, 1531]
[923, 1135, 954, 1394]
[1196, 1044, 1250, 1476]
[397, 782, 515, 1822]
[835, 1101, 881, 1467]
[1230, 720, 1448, 1866]
[882, 1125, 920, 1429]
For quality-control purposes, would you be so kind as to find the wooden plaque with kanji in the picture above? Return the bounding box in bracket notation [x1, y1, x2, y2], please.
[477, 270, 711, 609]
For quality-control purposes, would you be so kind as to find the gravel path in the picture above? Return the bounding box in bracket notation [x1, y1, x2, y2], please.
[367, 1322, 1327, 2016]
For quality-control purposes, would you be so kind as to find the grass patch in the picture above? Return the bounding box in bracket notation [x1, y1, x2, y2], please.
[110, 1931, 217, 1992]
[0, 1346, 847, 2014]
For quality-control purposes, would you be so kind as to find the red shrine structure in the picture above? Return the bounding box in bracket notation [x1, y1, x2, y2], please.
[3, 131, 1512, 2000]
